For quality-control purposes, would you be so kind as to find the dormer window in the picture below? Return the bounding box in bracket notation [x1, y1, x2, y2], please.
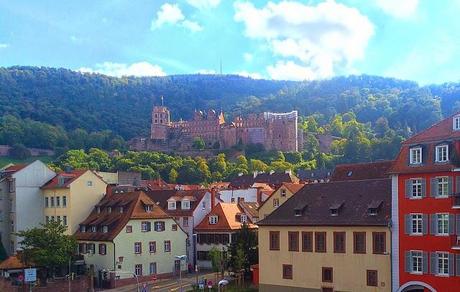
[96, 207, 101, 214]
[91, 225, 96, 232]
[409, 147, 422, 165]
[330, 209, 339, 216]
[240, 214, 247, 223]
[119, 207, 124, 213]
[435, 145, 449, 163]
[294, 209, 302, 216]
[58, 176, 65, 186]
[368, 200, 383, 216]
[145, 205, 153, 212]
[329, 202, 343, 216]
[209, 215, 218, 224]
[453, 115, 460, 130]
[102, 225, 108, 233]
[107, 207, 112, 213]
[80, 225, 86, 233]
[168, 201, 176, 210]
[281, 189, 286, 197]
[182, 200, 190, 210]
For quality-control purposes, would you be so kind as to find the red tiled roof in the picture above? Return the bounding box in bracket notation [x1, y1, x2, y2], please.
[282, 182, 305, 194]
[404, 112, 460, 145]
[41, 170, 87, 189]
[195, 203, 257, 232]
[75, 191, 171, 241]
[146, 189, 209, 216]
[3, 164, 27, 173]
[0, 255, 31, 270]
[331, 161, 394, 181]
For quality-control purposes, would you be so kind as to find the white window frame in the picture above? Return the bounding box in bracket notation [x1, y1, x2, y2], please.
[141, 221, 149, 232]
[149, 262, 157, 275]
[168, 201, 176, 210]
[87, 181, 93, 187]
[410, 147, 422, 165]
[134, 264, 143, 276]
[91, 225, 96, 232]
[411, 214, 423, 235]
[437, 177, 449, 197]
[209, 215, 218, 225]
[240, 214, 248, 223]
[134, 242, 142, 254]
[411, 250, 423, 274]
[182, 200, 190, 210]
[273, 198, 280, 208]
[436, 213, 449, 235]
[453, 116, 460, 130]
[45, 197, 49, 208]
[435, 145, 449, 163]
[281, 189, 287, 197]
[437, 252, 449, 276]
[411, 179, 422, 198]
[102, 225, 108, 233]
[62, 196, 67, 207]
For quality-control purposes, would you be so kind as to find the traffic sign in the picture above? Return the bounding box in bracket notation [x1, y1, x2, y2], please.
[152, 274, 157, 282]
[24, 268, 37, 282]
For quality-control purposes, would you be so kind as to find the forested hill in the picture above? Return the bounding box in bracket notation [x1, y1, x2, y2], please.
[0, 66, 459, 152]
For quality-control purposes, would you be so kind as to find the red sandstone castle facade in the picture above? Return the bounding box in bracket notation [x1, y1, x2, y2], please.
[130, 106, 302, 152]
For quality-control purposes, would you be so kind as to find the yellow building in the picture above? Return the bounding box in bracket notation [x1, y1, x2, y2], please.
[75, 191, 187, 285]
[258, 182, 304, 220]
[41, 170, 107, 234]
[258, 178, 392, 292]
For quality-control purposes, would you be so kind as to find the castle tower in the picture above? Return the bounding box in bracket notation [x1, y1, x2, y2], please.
[150, 105, 171, 140]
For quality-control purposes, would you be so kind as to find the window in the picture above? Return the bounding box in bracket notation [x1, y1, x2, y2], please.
[410, 251, 423, 274]
[436, 213, 449, 235]
[436, 177, 449, 197]
[240, 214, 247, 223]
[273, 198, 279, 208]
[62, 196, 67, 207]
[56, 196, 60, 207]
[102, 225, 108, 233]
[45, 197, 49, 208]
[97, 207, 101, 214]
[209, 215, 218, 225]
[282, 264, 293, 279]
[183, 217, 189, 227]
[269, 231, 280, 251]
[78, 243, 86, 254]
[154, 221, 165, 231]
[57, 216, 61, 223]
[302, 232, 313, 252]
[50, 197, 55, 207]
[126, 225, 132, 233]
[315, 232, 326, 253]
[149, 262, 157, 275]
[168, 201, 176, 210]
[411, 214, 423, 235]
[410, 147, 422, 164]
[281, 189, 286, 197]
[99, 244, 106, 255]
[353, 232, 366, 254]
[435, 145, 449, 162]
[164, 240, 171, 252]
[134, 242, 142, 254]
[149, 241, 156, 253]
[80, 225, 86, 232]
[202, 201, 206, 209]
[453, 116, 460, 130]
[87, 181, 93, 187]
[141, 221, 151, 232]
[333, 232, 346, 253]
[411, 179, 422, 198]
[145, 205, 152, 212]
[87, 243, 95, 254]
[437, 252, 449, 276]
[322, 267, 333, 282]
[107, 207, 112, 213]
[172, 224, 177, 231]
[91, 225, 96, 232]
[182, 200, 190, 210]
[366, 270, 378, 287]
[372, 232, 386, 254]
[288, 232, 299, 252]
[135, 264, 143, 276]
[63, 216, 67, 226]
[51, 216, 55, 222]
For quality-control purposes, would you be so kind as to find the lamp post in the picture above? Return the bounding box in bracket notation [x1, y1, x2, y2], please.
[174, 255, 187, 292]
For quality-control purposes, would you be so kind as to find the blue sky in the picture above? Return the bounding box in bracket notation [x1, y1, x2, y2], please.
[0, 0, 459, 84]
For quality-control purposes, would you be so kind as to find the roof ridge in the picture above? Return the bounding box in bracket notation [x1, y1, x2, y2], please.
[404, 111, 460, 144]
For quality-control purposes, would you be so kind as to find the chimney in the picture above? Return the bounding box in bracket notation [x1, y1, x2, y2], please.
[210, 187, 217, 207]
[253, 171, 258, 178]
[106, 184, 114, 198]
[256, 188, 262, 205]
[285, 169, 292, 175]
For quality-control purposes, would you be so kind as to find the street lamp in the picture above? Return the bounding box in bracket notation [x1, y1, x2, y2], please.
[175, 255, 187, 292]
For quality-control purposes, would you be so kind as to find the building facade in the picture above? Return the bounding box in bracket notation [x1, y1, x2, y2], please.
[390, 113, 460, 292]
[41, 170, 107, 235]
[258, 183, 304, 220]
[130, 105, 301, 152]
[258, 178, 392, 292]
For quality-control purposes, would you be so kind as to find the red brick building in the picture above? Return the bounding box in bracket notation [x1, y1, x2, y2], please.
[390, 113, 460, 292]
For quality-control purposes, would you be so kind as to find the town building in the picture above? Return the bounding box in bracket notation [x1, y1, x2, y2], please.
[216, 184, 272, 205]
[129, 105, 302, 152]
[257, 178, 392, 292]
[145, 189, 213, 267]
[75, 191, 187, 286]
[258, 182, 305, 220]
[41, 170, 107, 235]
[194, 202, 257, 269]
[389, 113, 460, 292]
[228, 171, 300, 189]
[0, 161, 55, 254]
[331, 160, 394, 182]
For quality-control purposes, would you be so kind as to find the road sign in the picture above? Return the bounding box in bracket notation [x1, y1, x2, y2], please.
[152, 274, 157, 282]
[207, 280, 213, 289]
[24, 268, 37, 282]
[17, 274, 23, 282]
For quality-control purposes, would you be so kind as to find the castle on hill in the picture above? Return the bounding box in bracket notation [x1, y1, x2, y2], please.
[129, 105, 302, 152]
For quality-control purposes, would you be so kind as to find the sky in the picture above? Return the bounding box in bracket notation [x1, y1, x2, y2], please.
[0, 0, 459, 84]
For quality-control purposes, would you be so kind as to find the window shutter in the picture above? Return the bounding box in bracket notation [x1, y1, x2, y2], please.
[449, 253, 455, 276]
[423, 252, 428, 274]
[421, 179, 426, 198]
[456, 255, 460, 276]
[456, 176, 460, 195]
[422, 214, 428, 235]
[456, 215, 460, 236]
[449, 214, 456, 235]
[430, 178, 437, 197]
[147, 222, 151, 232]
[448, 176, 454, 196]
[405, 215, 411, 234]
[430, 253, 437, 275]
[405, 251, 411, 273]
[405, 180, 411, 198]
[430, 215, 437, 235]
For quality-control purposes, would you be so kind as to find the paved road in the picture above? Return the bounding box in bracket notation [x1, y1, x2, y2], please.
[101, 272, 218, 292]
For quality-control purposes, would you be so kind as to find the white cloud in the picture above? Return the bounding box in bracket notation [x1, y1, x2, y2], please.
[234, 1, 374, 80]
[0, 43, 10, 49]
[236, 71, 262, 79]
[79, 62, 166, 77]
[375, 0, 418, 19]
[243, 53, 253, 62]
[152, 3, 203, 32]
[186, 0, 221, 9]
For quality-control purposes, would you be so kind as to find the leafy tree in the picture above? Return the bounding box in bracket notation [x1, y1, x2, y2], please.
[169, 168, 178, 183]
[192, 137, 205, 150]
[0, 238, 7, 261]
[228, 223, 257, 273]
[209, 247, 223, 273]
[9, 143, 31, 159]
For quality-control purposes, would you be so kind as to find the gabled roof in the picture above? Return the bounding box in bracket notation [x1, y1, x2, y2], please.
[229, 171, 299, 189]
[297, 169, 332, 181]
[0, 255, 31, 270]
[257, 182, 305, 211]
[3, 164, 27, 173]
[404, 111, 460, 145]
[75, 191, 171, 241]
[145, 189, 209, 216]
[239, 201, 259, 219]
[331, 161, 393, 181]
[195, 203, 257, 232]
[258, 178, 391, 227]
[41, 170, 88, 189]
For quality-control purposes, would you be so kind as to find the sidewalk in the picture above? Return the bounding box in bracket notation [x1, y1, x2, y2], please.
[101, 271, 219, 292]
